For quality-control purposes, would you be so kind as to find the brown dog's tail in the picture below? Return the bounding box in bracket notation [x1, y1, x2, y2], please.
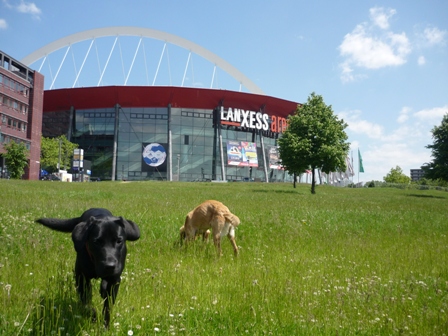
[224, 213, 241, 227]
[36, 217, 83, 233]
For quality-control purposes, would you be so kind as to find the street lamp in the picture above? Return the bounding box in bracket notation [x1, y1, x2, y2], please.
[177, 154, 180, 181]
[57, 138, 62, 170]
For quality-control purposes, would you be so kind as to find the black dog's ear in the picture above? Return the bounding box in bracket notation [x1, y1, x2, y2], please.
[115, 217, 140, 241]
[71, 217, 95, 252]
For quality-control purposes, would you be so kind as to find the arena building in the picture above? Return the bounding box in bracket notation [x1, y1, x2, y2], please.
[21, 27, 300, 182]
[43, 86, 298, 182]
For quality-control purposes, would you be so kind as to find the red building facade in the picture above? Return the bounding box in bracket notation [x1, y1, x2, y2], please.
[0, 50, 44, 180]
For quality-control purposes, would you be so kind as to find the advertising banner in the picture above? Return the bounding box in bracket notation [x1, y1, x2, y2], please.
[142, 143, 168, 172]
[226, 140, 258, 167]
[268, 146, 283, 170]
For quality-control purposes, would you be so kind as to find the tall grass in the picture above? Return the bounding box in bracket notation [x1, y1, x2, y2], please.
[1, 180, 447, 335]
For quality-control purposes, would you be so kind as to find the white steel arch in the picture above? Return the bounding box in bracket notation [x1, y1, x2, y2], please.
[21, 26, 264, 94]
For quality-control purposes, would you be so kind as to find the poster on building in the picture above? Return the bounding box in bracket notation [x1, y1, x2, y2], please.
[142, 143, 168, 172]
[226, 140, 258, 167]
[268, 146, 283, 170]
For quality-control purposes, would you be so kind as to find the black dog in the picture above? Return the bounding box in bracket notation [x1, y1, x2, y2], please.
[36, 208, 140, 328]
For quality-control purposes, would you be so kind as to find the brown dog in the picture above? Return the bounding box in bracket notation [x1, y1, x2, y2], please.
[181, 200, 240, 256]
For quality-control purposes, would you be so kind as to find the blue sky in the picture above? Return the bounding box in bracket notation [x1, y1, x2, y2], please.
[1, 0, 447, 183]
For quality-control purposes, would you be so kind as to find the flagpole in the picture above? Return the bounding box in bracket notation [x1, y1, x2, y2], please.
[351, 150, 353, 186]
[357, 148, 359, 184]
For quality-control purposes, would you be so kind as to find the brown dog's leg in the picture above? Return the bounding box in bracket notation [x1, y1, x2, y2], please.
[202, 229, 210, 242]
[211, 216, 225, 257]
[213, 232, 222, 256]
[228, 232, 239, 257]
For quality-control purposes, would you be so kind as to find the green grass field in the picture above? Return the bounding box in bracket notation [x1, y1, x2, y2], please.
[1, 180, 447, 335]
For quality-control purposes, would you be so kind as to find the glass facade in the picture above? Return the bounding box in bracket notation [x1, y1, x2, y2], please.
[43, 105, 293, 182]
[171, 108, 214, 181]
[118, 107, 169, 180]
[71, 108, 115, 179]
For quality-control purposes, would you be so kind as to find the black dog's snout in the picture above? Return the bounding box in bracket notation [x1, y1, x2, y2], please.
[104, 259, 117, 270]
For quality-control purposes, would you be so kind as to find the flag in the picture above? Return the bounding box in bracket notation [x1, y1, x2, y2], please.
[358, 149, 364, 173]
[345, 155, 355, 177]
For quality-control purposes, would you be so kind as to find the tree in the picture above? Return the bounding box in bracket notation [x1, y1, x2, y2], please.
[383, 166, 411, 184]
[421, 113, 448, 182]
[3, 141, 29, 179]
[278, 92, 350, 194]
[40, 135, 78, 172]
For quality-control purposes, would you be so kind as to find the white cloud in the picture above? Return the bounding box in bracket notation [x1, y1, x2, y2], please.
[417, 56, 426, 65]
[413, 105, 448, 121]
[342, 105, 446, 182]
[339, 60, 367, 83]
[369, 7, 396, 30]
[17, 1, 41, 16]
[339, 7, 411, 82]
[340, 24, 411, 70]
[2, 0, 13, 9]
[349, 118, 384, 139]
[338, 110, 384, 139]
[423, 27, 447, 46]
[0, 18, 7, 29]
[363, 143, 430, 180]
[345, 115, 419, 143]
[382, 124, 425, 142]
[3, 0, 41, 19]
[397, 106, 411, 123]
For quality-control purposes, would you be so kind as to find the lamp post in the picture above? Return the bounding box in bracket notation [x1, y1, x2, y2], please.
[177, 154, 180, 181]
[57, 138, 62, 170]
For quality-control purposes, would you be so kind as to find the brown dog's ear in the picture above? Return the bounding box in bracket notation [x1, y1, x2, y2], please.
[115, 217, 140, 241]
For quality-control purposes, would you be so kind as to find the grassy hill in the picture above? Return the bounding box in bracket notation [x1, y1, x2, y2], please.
[1, 180, 447, 335]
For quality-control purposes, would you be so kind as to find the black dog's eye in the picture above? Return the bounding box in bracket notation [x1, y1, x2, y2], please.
[117, 238, 123, 244]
